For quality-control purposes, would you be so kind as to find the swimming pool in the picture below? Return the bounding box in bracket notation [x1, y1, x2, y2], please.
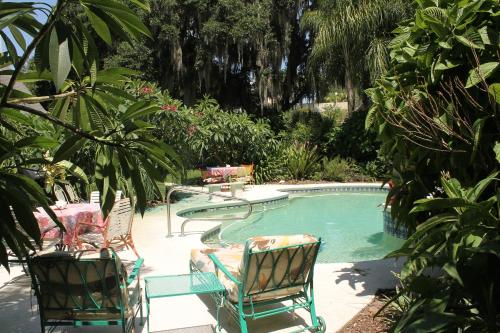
[186, 191, 404, 263]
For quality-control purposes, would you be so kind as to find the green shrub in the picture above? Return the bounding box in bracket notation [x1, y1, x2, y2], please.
[254, 141, 288, 184]
[386, 175, 500, 332]
[280, 108, 336, 152]
[322, 105, 346, 126]
[367, 0, 500, 331]
[362, 157, 389, 179]
[319, 156, 358, 182]
[327, 108, 379, 162]
[285, 143, 320, 180]
[133, 87, 275, 168]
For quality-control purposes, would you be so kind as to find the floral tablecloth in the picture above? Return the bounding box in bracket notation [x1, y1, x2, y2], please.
[206, 166, 247, 179]
[34, 203, 104, 246]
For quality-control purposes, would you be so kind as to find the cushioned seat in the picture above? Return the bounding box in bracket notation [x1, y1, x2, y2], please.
[28, 249, 143, 333]
[191, 235, 324, 332]
[191, 235, 319, 302]
[191, 244, 244, 301]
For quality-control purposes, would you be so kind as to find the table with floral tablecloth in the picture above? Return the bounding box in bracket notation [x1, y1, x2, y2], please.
[34, 203, 104, 246]
[206, 166, 247, 179]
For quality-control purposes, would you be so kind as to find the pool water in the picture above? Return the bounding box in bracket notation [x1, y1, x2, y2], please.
[190, 192, 404, 263]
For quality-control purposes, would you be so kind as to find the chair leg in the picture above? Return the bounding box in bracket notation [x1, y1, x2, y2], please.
[127, 235, 140, 258]
[238, 314, 248, 333]
[139, 293, 144, 325]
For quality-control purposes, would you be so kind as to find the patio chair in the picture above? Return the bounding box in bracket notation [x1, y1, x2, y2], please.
[74, 198, 140, 258]
[64, 183, 82, 203]
[190, 234, 325, 333]
[231, 164, 255, 186]
[89, 190, 123, 204]
[27, 248, 143, 333]
[53, 184, 68, 202]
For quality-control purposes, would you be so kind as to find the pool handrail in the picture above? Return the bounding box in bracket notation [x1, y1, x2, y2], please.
[166, 186, 253, 237]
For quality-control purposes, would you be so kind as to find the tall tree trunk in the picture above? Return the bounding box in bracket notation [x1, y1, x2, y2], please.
[345, 69, 356, 115]
[344, 46, 356, 115]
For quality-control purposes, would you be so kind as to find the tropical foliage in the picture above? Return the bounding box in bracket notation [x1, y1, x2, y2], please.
[0, 0, 181, 269]
[368, 0, 500, 330]
[386, 175, 500, 332]
[316, 156, 362, 182]
[302, 0, 413, 113]
[102, 0, 315, 113]
[284, 142, 320, 180]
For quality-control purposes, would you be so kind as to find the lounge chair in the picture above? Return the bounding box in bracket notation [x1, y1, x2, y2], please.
[190, 234, 325, 333]
[27, 249, 143, 333]
[74, 198, 140, 257]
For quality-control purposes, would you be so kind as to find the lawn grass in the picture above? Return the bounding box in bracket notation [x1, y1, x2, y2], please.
[165, 169, 202, 185]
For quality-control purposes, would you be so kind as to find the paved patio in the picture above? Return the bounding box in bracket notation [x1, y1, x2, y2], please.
[0, 184, 403, 332]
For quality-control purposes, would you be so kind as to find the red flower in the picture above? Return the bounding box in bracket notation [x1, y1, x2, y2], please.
[160, 104, 177, 112]
[140, 87, 153, 94]
[187, 125, 197, 138]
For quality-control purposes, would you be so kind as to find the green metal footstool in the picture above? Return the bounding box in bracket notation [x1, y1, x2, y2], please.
[145, 272, 226, 332]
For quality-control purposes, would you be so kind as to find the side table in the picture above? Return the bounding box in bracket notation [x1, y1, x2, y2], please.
[145, 272, 226, 332]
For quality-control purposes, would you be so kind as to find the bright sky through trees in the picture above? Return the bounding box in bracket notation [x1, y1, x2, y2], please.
[0, 0, 56, 54]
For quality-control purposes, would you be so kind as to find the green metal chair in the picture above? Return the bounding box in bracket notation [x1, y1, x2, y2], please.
[191, 235, 325, 333]
[27, 248, 143, 333]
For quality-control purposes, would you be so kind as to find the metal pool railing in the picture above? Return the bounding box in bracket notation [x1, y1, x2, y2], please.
[166, 186, 253, 237]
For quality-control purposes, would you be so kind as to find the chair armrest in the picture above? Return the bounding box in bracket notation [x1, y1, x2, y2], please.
[76, 221, 105, 227]
[74, 221, 106, 236]
[208, 253, 241, 285]
[127, 257, 144, 286]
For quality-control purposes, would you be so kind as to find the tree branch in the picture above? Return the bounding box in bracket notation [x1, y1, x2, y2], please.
[4, 103, 125, 148]
[8, 91, 79, 105]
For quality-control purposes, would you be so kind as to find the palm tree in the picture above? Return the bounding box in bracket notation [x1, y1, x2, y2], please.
[302, 0, 412, 115]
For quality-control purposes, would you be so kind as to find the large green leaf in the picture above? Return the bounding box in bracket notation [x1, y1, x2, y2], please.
[129, 0, 151, 11]
[15, 136, 58, 149]
[455, 28, 485, 49]
[410, 198, 470, 213]
[494, 142, 500, 164]
[488, 83, 500, 104]
[465, 62, 499, 88]
[83, 7, 112, 45]
[82, 0, 152, 39]
[8, 25, 26, 51]
[53, 135, 87, 163]
[55, 160, 89, 184]
[48, 28, 72, 91]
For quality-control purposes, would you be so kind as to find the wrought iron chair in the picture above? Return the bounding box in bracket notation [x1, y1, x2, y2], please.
[74, 198, 139, 258]
[190, 235, 325, 333]
[27, 249, 143, 333]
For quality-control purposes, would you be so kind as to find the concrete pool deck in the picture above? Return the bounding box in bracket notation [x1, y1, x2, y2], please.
[0, 183, 403, 332]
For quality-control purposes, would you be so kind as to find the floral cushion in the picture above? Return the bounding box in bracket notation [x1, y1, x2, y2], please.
[191, 244, 244, 301]
[191, 235, 320, 303]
